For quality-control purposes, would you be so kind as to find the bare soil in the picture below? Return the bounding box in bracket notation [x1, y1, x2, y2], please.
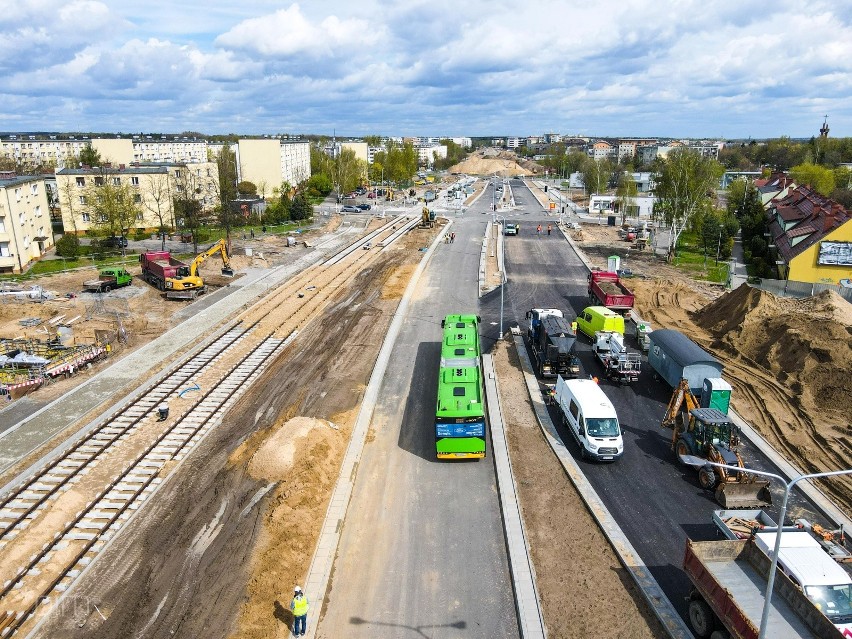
[31, 227, 438, 639]
[450, 149, 543, 177]
[574, 223, 852, 516]
[494, 340, 666, 638]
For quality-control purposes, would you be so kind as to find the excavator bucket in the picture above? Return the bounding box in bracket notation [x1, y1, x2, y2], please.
[221, 267, 234, 277]
[715, 480, 772, 509]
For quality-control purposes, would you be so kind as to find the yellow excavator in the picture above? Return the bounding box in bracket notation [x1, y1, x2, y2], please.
[165, 239, 234, 300]
[662, 378, 771, 509]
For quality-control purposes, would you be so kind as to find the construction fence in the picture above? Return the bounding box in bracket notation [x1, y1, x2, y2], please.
[750, 278, 852, 303]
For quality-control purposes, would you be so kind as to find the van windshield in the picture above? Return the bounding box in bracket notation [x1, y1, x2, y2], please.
[586, 417, 620, 438]
[805, 583, 852, 621]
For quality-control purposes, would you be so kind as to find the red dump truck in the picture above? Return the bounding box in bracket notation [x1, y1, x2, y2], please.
[140, 251, 188, 291]
[683, 539, 843, 639]
[587, 271, 634, 312]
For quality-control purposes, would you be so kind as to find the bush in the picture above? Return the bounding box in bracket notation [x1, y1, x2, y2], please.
[55, 234, 80, 258]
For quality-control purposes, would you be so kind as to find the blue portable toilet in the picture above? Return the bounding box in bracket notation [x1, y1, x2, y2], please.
[647, 329, 723, 395]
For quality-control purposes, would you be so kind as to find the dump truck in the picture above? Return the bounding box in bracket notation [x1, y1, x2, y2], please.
[165, 239, 234, 300]
[587, 271, 634, 312]
[683, 539, 843, 639]
[530, 315, 580, 379]
[420, 207, 436, 228]
[83, 267, 132, 293]
[140, 251, 187, 291]
[663, 378, 771, 509]
[591, 331, 640, 383]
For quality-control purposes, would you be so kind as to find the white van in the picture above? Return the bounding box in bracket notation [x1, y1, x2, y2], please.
[755, 531, 852, 632]
[554, 376, 623, 461]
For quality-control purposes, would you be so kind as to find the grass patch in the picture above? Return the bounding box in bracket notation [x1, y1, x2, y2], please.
[672, 231, 729, 284]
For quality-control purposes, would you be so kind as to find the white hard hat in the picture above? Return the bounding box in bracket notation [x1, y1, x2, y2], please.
[294, 586, 302, 593]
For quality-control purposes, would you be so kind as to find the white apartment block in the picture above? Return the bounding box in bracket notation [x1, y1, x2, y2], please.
[417, 145, 447, 166]
[56, 163, 219, 235]
[0, 137, 89, 170]
[506, 137, 522, 149]
[280, 141, 310, 187]
[0, 173, 53, 273]
[447, 137, 472, 148]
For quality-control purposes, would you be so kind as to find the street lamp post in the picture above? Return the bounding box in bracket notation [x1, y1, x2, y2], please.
[679, 455, 852, 639]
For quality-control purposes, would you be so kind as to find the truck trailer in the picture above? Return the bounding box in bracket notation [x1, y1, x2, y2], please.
[587, 271, 634, 312]
[526, 310, 579, 379]
[140, 251, 188, 291]
[683, 539, 842, 639]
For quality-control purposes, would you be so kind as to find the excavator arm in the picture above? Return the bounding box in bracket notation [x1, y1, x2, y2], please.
[188, 239, 233, 278]
[662, 378, 701, 450]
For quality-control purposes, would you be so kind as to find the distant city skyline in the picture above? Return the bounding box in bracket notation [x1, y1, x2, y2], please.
[2, 1, 851, 138]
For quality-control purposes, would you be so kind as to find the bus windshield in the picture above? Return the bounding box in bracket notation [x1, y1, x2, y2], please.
[585, 417, 620, 438]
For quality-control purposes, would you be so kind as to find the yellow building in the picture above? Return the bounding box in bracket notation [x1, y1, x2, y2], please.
[0, 173, 54, 273]
[56, 162, 219, 235]
[768, 185, 852, 284]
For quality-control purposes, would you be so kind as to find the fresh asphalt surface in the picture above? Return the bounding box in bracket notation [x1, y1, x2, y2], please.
[480, 178, 840, 629]
[318, 204, 517, 637]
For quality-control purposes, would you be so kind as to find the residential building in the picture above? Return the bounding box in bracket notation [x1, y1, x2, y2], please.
[506, 137, 522, 149]
[56, 162, 219, 235]
[720, 170, 763, 189]
[0, 173, 53, 273]
[544, 133, 562, 144]
[754, 173, 796, 206]
[767, 185, 852, 284]
[491, 138, 505, 147]
[447, 137, 472, 149]
[280, 141, 311, 187]
[238, 139, 282, 195]
[588, 141, 616, 161]
[0, 136, 88, 170]
[418, 145, 447, 167]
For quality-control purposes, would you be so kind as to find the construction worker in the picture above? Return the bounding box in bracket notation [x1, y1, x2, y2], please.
[571, 320, 578, 334]
[547, 224, 552, 236]
[536, 224, 542, 235]
[291, 586, 309, 636]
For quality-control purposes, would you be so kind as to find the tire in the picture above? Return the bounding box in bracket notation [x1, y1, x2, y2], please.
[688, 599, 715, 638]
[710, 631, 730, 639]
[675, 439, 691, 465]
[698, 466, 717, 490]
[102, 284, 111, 293]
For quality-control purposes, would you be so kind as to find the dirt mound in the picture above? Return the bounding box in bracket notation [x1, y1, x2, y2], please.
[695, 285, 852, 417]
[449, 150, 540, 177]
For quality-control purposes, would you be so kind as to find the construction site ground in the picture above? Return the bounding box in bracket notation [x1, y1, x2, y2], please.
[4, 197, 850, 638]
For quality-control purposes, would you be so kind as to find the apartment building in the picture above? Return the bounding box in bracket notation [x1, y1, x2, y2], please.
[0, 173, 53, 273]
[56, 162, 219, 234]
[0, 136, 88, 170]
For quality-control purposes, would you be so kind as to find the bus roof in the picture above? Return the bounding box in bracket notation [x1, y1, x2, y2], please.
[436, 366, 483, 417]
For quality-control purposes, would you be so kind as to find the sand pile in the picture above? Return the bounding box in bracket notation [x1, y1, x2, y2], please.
[449, 150, 541, 177]
[695, 286, 852, 418]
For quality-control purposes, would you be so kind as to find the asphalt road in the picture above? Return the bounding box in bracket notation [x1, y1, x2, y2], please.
[317, 199, 518, 638]
[480, 179, 840, 629]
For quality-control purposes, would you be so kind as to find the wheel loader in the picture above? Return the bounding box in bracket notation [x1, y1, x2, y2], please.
[662, 379, 771, 509]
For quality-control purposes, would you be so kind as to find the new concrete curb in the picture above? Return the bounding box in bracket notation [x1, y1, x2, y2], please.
[511, 334, 693, 639]
[302, 223, 450, 638]
[482, 353, 546, 638]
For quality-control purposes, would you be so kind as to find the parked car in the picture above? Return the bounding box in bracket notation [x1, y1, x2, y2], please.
[357, 203, 372, 210]
[367, 192, 377, 199]
[341, 205, 361, 213]
[99, 236, 128, 248]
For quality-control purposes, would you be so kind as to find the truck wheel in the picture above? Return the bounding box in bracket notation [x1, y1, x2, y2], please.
[102, 284, 111, 293]
[688, 599, 715, 638]
[698, 466, 717, 490]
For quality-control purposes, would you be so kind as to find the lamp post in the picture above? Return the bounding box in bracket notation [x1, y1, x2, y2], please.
[495, 214, 506, 340]
[679, 455, 852, 639]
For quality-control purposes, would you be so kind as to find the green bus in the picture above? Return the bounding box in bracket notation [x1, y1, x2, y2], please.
[436, 314, 486, 459]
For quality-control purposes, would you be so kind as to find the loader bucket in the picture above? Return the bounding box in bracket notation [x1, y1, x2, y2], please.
[715, 480, 772, 509]
[221, 267, 235, 277]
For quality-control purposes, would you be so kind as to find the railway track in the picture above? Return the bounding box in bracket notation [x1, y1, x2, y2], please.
[0, 215, 418, 637]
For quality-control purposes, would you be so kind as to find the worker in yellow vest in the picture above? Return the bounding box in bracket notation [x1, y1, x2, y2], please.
[291, 586, 309, 636]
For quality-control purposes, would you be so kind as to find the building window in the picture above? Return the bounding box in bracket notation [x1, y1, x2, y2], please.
[76, 177, 85, 187]
[131, 176, 139, 186]
[79, 195, 87, 205]
[19, 213, 24, 226]
[0, 242, 9, 257]
[94, 176, 104, 186]
[134, 194, 142, 203]
[0, 218, 5, 232]
[30, 183, 38, 195]
[15, 188, 21, 201]
[34, 205, 41, 217]
[136, 212, 144, 221]
[82, 213, 91, 222]
[23, 235, 30, 248]
[97, 214, 107, 223]
[113, 177, 121, 185]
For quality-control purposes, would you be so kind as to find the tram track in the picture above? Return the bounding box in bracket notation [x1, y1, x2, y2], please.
[0, 216, 414, 637]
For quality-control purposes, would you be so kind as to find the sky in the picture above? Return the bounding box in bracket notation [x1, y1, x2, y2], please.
[2, 0, 852, 139]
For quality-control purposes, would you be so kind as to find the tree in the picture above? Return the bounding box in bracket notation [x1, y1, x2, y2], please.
[652, 149, 724, 259]
[174, 197, 202, 254]
[290, 193, 312, 221]
[237, 181, 257, 197]
[55, 234, 80, 258]
[615, 172, 638, 224]
[789, 162, 835, 196]
[79, 144, 103, 167]
[216, 144, 239, 243]
[143, 171, 173, 250]
[85, 169, 142, 239]
[581, 157, 614, 196]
